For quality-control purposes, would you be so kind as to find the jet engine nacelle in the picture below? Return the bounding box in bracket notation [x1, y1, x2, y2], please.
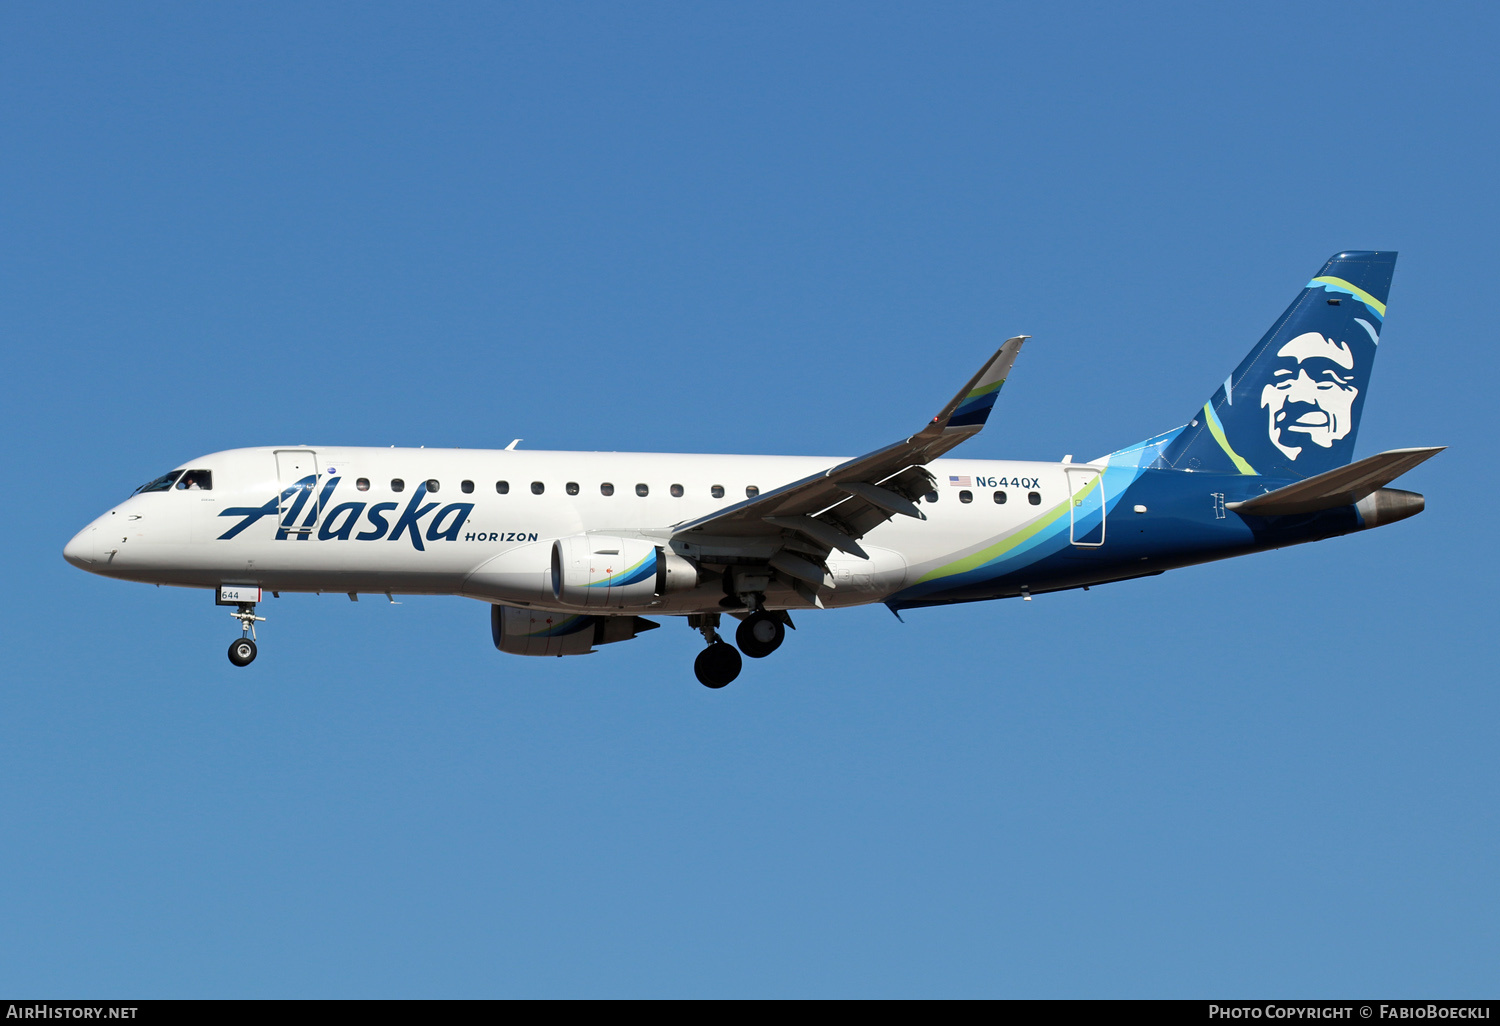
[550, 534, 699, 610]
[491, 605, 661, 657]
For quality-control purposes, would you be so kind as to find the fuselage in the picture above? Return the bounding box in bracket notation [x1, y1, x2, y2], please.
[62, 441, 1385, 615]
[59, 252, 1427, 685]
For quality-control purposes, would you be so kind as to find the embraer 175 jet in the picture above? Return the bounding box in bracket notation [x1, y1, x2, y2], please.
[64, 252, 1440, 687]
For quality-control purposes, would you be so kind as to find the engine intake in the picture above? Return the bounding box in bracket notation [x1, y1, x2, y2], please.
[551, 534, 698, 609]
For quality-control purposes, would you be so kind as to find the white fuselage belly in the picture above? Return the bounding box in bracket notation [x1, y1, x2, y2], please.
[72, 445, 1074, 612]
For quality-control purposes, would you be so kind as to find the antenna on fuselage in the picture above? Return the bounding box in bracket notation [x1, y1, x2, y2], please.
[505, 439, 522, 450]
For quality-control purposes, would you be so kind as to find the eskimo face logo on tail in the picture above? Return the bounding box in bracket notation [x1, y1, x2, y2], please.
[1260, 331, 1359, 461]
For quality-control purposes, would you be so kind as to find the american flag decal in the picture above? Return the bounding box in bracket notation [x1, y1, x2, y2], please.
[949, 475, 971, 487]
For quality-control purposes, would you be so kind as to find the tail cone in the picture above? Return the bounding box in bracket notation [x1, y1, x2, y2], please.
[1355, 487, 1424, 529]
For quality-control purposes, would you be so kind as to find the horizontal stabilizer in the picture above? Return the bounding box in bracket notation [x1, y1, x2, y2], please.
[1226, 446, 1444, 516]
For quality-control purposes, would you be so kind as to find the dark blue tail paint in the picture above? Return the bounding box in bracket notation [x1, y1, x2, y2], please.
[1158, 251, 1396, 480]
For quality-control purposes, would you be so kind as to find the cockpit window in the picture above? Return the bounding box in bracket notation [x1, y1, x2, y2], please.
[133, 471, 182, 494]
[175, 470, 212, 491]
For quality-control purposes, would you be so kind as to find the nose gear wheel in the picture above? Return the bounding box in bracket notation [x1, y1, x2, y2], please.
[228, 637, 257, 666]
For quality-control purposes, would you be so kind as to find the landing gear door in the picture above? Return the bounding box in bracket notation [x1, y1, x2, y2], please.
[1066, 466, 1105, 547]
[274, 449, 320, 536]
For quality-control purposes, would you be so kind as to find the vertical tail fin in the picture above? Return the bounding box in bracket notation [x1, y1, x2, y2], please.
[1159, 251, 1396, 479]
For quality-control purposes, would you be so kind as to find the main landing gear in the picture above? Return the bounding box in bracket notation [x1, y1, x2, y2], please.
[227, 602, 264, 667]
[735, 612, 785, 659]
[690, 614, 741, 688]
[688, 609, 791, 688]
[694, 641, 741, 689]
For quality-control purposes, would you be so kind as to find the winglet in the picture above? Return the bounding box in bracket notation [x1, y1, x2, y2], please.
[931, 336, 1029, 433]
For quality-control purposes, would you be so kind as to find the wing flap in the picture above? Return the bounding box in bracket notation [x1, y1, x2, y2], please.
[761, 515, 869, 559]
[834, 481, 925, 520]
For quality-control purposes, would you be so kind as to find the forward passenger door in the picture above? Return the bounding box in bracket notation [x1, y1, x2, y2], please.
[274, 449, 320, 536]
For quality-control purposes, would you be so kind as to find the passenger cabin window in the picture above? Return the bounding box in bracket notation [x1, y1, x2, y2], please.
[531, 481, 545, 495]
[993, 490, 1006, 504]
[636, 483, 649, 497]
[746, 486, 759, 498]
[133, 471, 182, 494]
[426, 479, 440, 493]
[356, 478, 371, 492]
[601, 482, 615, 496]
[959, 490, 973, 504]
[392, 478, 405, 493]
[176, 470, 212, 491]
[461, 480, 474, 494]
[670, 484, 684, 497]
[924, 491, 938, 503]
[711, 485, 725, 499]
[496, 480, 509, 494]
[1028, 491, 1041, 505]
[566, 482, 579, 495]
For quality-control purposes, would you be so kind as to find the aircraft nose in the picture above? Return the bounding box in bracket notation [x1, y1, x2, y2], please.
[63, 523, 96, 567]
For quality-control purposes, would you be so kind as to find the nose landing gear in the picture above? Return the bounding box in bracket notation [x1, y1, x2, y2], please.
[227, 602, 264, 667]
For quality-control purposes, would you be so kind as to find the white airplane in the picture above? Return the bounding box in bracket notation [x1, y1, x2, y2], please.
[64, 252, 1440, 687]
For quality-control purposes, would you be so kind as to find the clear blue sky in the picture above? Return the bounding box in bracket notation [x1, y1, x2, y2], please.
[2, 2, 1495, 998]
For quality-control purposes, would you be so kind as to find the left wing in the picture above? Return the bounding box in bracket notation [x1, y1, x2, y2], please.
[667, 337, 1029, 591]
